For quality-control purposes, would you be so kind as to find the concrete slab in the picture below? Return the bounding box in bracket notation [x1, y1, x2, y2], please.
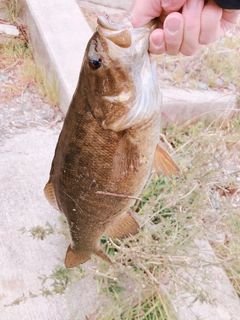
[0, 128, 100, 320]
[169, 239, 240, 320]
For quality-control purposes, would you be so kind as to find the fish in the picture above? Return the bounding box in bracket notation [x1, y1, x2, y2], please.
[44, 16, 180, 268]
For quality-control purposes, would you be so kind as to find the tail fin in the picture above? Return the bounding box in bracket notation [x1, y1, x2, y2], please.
[65, 246, 91, 268]
[65, 245, 112, 268]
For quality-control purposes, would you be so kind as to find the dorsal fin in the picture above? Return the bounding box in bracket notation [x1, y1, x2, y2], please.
[106, 211, 139, 239]
[44, 181, 59, 210]
[153, 144, 180, 177]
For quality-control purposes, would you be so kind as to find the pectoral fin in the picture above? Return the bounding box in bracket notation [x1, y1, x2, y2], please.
[153, 144, 180, 177]
[112, 133, 140, 181]
[106, 211, 139, 239]
[44, 181, 59, 211]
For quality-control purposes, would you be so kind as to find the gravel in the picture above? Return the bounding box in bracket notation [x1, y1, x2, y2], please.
[0, 76, 62, 146]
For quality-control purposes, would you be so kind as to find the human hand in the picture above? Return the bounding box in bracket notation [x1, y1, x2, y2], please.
[131, 0, 240, 55]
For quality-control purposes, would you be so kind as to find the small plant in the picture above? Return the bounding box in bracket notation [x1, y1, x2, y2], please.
[154, 26, 240, 93]
[21, 58, 60, 105]
[0, 42, 60, 105]
[5, 265, 85, 306]
[19, 216, 69, 240]
[19, 221, 55, 240]
[2, 0, 20, 23]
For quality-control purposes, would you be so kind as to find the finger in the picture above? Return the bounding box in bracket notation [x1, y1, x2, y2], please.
[221, 9, 240, 33]
[162, 0, 186, 13]
[164, 12, 184, 55]
[199, 0, 223, 44]
[131, 0, 162, 27]
[149, 29, 166, 54]
[180, 0, 204, 56]
[131, 0, 186, 28]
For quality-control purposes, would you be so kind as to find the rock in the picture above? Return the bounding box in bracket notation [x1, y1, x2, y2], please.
[216, 78, 224, 86]
[0, 73, 9, 82]
[197, 82, 209, 90]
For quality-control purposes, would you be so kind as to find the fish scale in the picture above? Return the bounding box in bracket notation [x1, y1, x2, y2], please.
[44, 16, 180, 268]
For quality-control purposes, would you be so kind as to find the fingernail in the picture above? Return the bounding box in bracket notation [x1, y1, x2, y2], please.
[152, 33, 163, 47]
[162, 0, 171, 6]
[186, 0, 200, 10]
[165, 18, 180, 34]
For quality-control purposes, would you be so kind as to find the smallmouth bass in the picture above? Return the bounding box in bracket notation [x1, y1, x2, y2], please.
[44, 16, 179, 268]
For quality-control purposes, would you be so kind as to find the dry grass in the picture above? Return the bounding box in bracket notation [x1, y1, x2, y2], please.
[0, 42, 59, 105]
[0, 0, 19, 22]
[19, 115, 240, 319]
[155, 25, 240, 94]
[87, 114, 240, 319]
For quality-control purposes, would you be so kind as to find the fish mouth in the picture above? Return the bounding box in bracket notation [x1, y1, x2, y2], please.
[97, 16, 131, 31]
[97, 16, 157, 32]
[97, 16, 157, 49]
[103, 91, 132, 103]
[97, 16, 132, 48]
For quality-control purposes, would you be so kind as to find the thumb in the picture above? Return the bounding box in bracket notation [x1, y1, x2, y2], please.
[131, 0, 162, 27]
[199, 0, 223, 44]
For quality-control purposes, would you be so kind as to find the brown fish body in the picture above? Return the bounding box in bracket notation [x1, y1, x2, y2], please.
[44, 17, 179, 267]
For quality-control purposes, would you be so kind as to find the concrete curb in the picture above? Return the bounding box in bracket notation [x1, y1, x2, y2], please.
[161, 87, 238, 126]
[18, 0, 92, 112]
[81, 0, 133, 10]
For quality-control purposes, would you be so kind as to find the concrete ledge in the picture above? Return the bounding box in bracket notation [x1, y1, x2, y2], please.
[81, 0, 134, 10]
[162, 88, 238, 126]
[18, 0, 92, 111]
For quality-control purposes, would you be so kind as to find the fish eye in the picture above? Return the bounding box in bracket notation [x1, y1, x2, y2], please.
[89, 57, 102, 70]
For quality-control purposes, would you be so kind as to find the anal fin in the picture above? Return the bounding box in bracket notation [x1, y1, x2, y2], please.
[153, 144, 180, 177]
[65, 246, 91, 268]
[106, 210, 139, 239]
[44, 181, 59, 210]
[95, 247, 113, 264]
